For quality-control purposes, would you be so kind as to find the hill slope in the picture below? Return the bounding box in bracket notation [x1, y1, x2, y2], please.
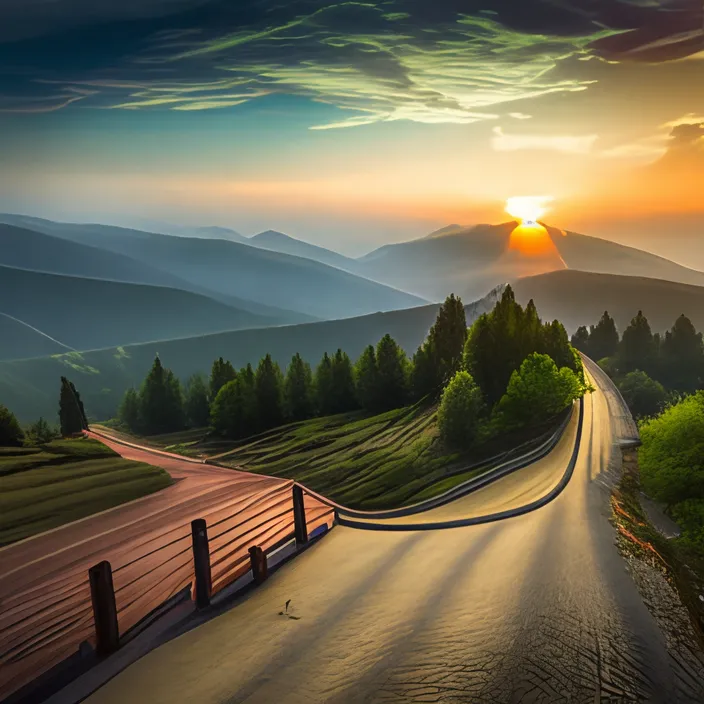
[511, 269, 704, 333]
[0, 214, 425, 319]
[0, 265, 278, 353]
[248, 230, 360, 273]
[0, 313, 72, 361]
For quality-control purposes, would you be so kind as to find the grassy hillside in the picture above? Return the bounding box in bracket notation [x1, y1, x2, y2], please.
[512, 270, 704, 333]
[0, 438, 171, 545]
[0, 265, 276, 352]
[0, 214, 425, 318]
[0, 312, 71, 360]
[0, 221, 311, 324]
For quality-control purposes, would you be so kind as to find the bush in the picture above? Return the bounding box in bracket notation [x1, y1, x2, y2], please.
[639, 391, 704, 507]
[24, 417, 59, 446]
[0, 405, 24, 447]
[437, 371, 483, 449]
[495, 353, 581, 429]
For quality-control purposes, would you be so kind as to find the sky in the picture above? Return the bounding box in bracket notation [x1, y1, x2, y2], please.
[0, 0, 702, 259]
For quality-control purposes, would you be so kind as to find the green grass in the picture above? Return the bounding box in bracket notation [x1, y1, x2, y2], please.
[202, 403, 563, 510]
[0, 437, 172, 546]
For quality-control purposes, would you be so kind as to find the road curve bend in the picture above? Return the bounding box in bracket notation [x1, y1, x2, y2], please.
[85, 367, 704, 704]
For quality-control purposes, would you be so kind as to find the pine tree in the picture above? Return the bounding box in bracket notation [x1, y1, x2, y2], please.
[209, 357, 237, 400]
[375, 334, 409, 411]
[540, 320, 575, 371]
[0, 404, 24, 447]
[410, 340, 437, 401]
[139, 355, 184, 434]
[255, 354, 284, 430]
[355, 345, 378, 411]
[618, 311, 656, 374]
[330, 349, 357, 413]
[119, 388, 141, 432]
[238, 364, 259, 436]
[660, 314, 704, 392]
[184, 374, 210, 428]
[571, 326, 590, 354]
[284, 353, 315, 421]
[315, 352, 335, 415]
[588, 311, 619, 361]
[59, 376, 86, 436]
[428, 294, 468, 386]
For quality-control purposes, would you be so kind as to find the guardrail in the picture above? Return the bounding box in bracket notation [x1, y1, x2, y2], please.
[0, 482, 333, 704]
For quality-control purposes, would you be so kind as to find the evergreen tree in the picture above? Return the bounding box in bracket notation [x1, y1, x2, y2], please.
[618, 311, 656, 374]
[375, 334, 409, 411]
[211, 368, 259, 439]
[660, 314, 704, 392]
[59, 376, 86, 436]
[571, 326, 590, 354]
[428, 294, 468, 385]
[619, 371, 668, 420]
[330, 349, 358, 413]
[255, 354, 284, 430]
[25, 417, 58, 445]
[315, 352, 335, 415]
[540, 320, 576, 372]
[355, 345, 378, 411]
[119, 388, 141, 432]
[184, 374, 210, 428]
[410, 340, 437, 401]
[284, 353, 315, 421]
[238, 364, 259, 436]
[521, 299, 543, 361]
[209, 357, 237, 400]
[588, 311, 619, 361]
[437, 371, 483, 449]
[139, 355, 184, 434]
[0, 404, 24, 447]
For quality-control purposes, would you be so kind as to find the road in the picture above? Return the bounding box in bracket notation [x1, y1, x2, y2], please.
[85, 368, 704, 702]
[0, 434, 290, 700]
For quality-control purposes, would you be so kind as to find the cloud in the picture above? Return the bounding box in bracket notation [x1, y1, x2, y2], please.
[508, 112, 533, 120]
[0, 0, 702, 128]
[491, 126, 598, 154]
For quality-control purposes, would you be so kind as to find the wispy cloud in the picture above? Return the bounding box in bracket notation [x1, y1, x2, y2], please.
[491, 126, 598, 154]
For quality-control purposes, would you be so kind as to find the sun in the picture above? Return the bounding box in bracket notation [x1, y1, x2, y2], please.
[505, 196, 553, 225]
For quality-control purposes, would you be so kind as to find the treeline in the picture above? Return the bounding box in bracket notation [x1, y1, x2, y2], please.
[1, 377, 88, 447]
[571, 311, 704, 418]
[117, 286, 586, 451]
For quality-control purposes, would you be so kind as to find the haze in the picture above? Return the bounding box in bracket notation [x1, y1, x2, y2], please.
[0, 1, 702, 262]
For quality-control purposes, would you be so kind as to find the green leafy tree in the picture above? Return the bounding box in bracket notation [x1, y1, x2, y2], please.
[59, 376, 86, 436]
[495, 353, 581, 429]
[355, 345, 378, 411]
[0, 404, 24, 447]
[24, 417, 58, 445]
[660, 314, 704, 393]
[330, 349, 358, 413]
[315, 352, 335, 415]
[618, 371, 668, 420]
[639, 391, 704, 507]
[588, 311, 619, 361]
[618, 311, 656, 374]
[437, 371, 483, 449]
[212, 367, 260, 438]
[184, 374, 211, 428]
[209, 357, 237, 400]
[375, 334, 409, 411]
[119, 388, 141, 432]
[255, 354, 284, 430]
[139, 355, 184, 434]
[284, 353, 315, 421]
[521, 299, 543, 361]
[540, 319, 577, 372]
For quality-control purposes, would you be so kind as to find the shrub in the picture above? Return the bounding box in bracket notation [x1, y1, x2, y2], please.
[437, 371, 483, 449]
[0, 404, 24, 447]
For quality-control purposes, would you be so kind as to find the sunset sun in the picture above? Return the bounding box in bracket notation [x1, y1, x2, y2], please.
[505, 196, 553, 225]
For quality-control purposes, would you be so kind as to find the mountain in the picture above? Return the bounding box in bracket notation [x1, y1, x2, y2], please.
[0, 289, 502, 423]
[0, 223, 310, 324]
[0, 265, 282, 353]
[511, 269, 704, 333]
[0, 214, 425, 319]
[0, 312, 72, 361]
[356, 221, 704, 302]
[187, 226, 249, 243]
[248, 230, 360, 273]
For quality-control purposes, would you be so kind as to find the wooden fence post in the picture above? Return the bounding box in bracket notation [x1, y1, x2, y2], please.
[191, 519, 212, 609]
[293, 484, 308, 547]
[89, 561, 119, 656]
[249, 546, 268, 585]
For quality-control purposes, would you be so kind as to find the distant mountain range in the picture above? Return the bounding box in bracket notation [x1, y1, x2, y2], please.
[3, 270, 704, 423]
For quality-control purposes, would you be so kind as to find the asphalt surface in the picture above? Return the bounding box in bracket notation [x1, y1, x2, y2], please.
[86, 371, 704, 704]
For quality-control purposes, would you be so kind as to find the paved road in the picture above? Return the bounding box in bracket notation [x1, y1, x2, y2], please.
[86, 371, 704, 703]
[0, 434, 288, 700]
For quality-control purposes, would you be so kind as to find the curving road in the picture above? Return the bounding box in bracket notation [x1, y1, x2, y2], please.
[86, 367, 704, 704]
